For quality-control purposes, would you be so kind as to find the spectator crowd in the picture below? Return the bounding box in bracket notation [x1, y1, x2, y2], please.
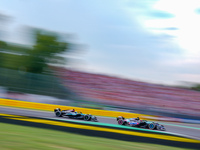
[56, 68, 200, 116]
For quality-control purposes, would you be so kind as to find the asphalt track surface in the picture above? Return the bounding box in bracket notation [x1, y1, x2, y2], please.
[0, 106, 200, 141]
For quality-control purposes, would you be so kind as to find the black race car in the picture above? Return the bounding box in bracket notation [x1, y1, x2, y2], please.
[54, 108, 98, 121]
[117, 116, 166, 131]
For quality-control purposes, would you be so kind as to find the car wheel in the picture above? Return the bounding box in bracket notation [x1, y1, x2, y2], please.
[118, 119, 124, 125]
[54, 108, 61, 112]
[148, 123, 156, 130]
[84, 115, 91, 121]
[117, 116, 124, 121]
[55, 111, 62, 117]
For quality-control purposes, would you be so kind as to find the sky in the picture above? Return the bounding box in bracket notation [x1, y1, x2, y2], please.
[1, 0, 200, 85]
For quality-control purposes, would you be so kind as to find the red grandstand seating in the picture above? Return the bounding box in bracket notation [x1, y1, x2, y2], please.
[54, 67, 200, 116]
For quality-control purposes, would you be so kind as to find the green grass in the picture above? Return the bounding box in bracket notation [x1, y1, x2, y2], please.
[0, 123, 193, 150]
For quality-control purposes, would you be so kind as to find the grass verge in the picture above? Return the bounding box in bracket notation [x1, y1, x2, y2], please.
[0, 122, 193, 150]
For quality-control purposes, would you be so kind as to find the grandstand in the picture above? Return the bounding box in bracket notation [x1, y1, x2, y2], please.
[55, 67, 200, 117]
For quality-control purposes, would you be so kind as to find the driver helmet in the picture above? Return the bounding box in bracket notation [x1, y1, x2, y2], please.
[136, 117, 140, 120]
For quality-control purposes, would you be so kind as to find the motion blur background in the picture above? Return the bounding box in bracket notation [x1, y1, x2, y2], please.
[0, 0, 200, 119]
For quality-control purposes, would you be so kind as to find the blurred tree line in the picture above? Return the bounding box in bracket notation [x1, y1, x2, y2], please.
[0, 29, 68, 74]
[0, 13, 79, 99]
[191, 84, 200, 91]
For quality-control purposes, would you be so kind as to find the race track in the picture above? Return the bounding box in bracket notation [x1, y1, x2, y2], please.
[0, 106, 200, 140]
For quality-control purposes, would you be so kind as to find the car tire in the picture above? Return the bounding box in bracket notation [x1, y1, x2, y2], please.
[54, 108, 61, 112]
[84, 115, 91, 121]
[148, 123, 156, 130]
[118, 119, 124, 125]
[117, 116, 124, 121]
[55, 111, 62, 117]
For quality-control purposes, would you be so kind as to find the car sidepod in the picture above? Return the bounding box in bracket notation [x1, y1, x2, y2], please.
[129, 120, 140, 127]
